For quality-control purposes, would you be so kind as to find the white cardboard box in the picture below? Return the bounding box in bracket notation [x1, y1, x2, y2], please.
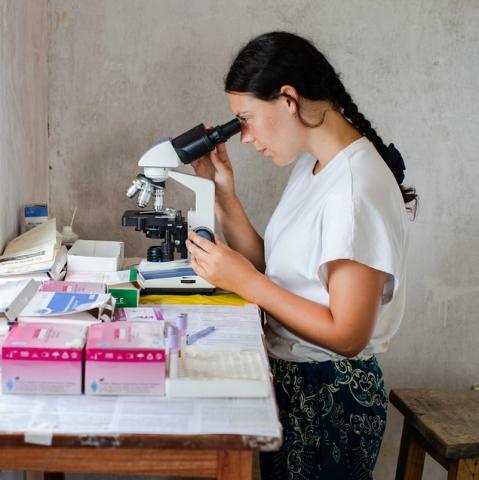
[18, 291, 115, 325]
[0, 279, 39, 322]
[67, 240, 124, 272]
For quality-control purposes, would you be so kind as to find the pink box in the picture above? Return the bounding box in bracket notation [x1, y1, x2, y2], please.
[39, 280, 106, 294]
[85, 322, 165, 396]
[0, 326, 9, 373]
[1, 323, 87, 395]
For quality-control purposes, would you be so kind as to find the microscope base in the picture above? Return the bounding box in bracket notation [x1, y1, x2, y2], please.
[137, 259, 215, 294]
[141, 287, 215, 295]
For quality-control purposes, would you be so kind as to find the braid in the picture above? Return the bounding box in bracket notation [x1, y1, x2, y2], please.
[332, 79, 417, 215]
[333, 81, 387, 158]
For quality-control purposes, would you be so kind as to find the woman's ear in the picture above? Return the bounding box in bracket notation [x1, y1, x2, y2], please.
[279, 85, 299, 116]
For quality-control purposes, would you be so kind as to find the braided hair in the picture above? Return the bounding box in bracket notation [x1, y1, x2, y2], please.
[224, 31, 417, 212]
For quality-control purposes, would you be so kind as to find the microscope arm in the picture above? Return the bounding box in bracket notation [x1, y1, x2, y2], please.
[167, 171, 215, 233]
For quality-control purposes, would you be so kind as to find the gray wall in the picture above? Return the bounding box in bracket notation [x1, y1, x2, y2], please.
[47, 1, 479, 479]
[0, 2, 47, 480]
[0, 0, 48, 251]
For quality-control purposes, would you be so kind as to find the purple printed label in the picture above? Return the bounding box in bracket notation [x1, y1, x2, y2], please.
[86, 348, 165, 363]
[113, 307, 164, 322]
[2, 347, 82, 362]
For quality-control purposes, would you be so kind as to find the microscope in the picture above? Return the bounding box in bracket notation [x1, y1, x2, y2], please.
[122, 118, 241, 292]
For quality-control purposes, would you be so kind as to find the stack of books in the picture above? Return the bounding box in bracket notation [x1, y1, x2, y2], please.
[0, 219, 67, 281]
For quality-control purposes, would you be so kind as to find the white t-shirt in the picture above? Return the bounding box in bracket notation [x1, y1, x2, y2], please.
[263, 137, 408, 362]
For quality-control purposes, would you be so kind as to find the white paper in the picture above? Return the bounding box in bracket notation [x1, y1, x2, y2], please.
[198, 398, 280, 436]
[0, 303, 280, 440]
[155, 304, 265, 351]
[157, 304, 262, 334]
[0, 389, 280, 437]
[110, 397, 201, 433]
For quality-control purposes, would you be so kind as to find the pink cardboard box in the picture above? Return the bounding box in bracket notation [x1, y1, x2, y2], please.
[0, 326, 9, 373]
[85, 322, 165, 396]
[39, 280, 106, 294]
[1, 323, 87, 395]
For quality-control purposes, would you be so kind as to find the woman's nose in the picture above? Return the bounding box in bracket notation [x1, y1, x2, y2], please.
[240, 127, 254, 144]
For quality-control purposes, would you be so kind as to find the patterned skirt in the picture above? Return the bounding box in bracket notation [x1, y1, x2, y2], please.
[260, 356, 388, 480]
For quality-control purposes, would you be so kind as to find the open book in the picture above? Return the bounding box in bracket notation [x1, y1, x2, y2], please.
[0, 219, 66, 279]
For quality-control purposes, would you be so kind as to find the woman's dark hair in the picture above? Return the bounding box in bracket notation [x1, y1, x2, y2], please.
[225, 31, 417, 214]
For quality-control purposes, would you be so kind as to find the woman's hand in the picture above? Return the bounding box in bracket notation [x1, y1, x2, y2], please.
[191, 142, 236, 204]
[186, 231, 260, 296]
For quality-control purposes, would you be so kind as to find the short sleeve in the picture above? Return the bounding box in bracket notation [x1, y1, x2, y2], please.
[317, 189, 400, 304]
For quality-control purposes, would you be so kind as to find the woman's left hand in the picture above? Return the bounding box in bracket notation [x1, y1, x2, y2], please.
[186, 231, 260, 295]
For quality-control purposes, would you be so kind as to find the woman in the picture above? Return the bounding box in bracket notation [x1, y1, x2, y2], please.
[186, 31, 416, 479]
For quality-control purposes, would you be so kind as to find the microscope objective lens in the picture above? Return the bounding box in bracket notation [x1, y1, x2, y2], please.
[137, 189, 152, 208]
[153, 188, 164, 212]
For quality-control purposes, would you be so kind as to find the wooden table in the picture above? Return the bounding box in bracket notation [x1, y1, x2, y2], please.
[0, 431, 280, 479]
[0, 302, 281, 479]
[390, 388, 479, 480]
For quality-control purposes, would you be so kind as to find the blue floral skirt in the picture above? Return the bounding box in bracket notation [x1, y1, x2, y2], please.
[260, 356, 388, 480]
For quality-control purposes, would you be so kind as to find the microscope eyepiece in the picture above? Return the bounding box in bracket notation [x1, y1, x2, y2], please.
[171, 118, 241, 164]
[207, 118, 242, 144]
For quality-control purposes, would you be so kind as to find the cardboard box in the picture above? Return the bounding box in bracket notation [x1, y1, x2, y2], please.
[21, 204, 48, 232]
[0, 324, 9, 372]
[0, 279, 39, 322]
[1, 322, 87, 395]
[108, 283, 140, 307]
[40, 280, 107, 294]
[64, 269, 130, 284]
[106, 269, 140, 307]
[67, 240, 124, 273]
[18, 291, 115, 325]
[85, 322, 165, 396]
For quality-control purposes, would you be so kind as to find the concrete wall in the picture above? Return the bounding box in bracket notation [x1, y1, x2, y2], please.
[0, 2, 47, 480]
[0, 0, 48, 251]
[47, 1, 479, 479]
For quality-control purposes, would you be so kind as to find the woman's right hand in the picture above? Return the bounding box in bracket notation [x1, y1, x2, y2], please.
[191, 142, 236, 205]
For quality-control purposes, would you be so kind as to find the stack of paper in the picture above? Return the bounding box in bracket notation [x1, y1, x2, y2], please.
[0, 219, 67, 280]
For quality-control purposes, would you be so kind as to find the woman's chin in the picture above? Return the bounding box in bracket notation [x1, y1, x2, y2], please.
[272, 155, 296, 167]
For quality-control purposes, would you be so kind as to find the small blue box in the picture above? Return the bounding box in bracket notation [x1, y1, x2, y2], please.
[23, 203, 48, 231]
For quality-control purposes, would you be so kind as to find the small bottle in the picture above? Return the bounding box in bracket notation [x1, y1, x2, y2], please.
[61, 225, 79, 249]
[167, 325, 180, 378]
[176, 313, 188, 358]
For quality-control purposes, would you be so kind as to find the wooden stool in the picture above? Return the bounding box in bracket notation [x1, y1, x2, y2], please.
[390, 388, 479, 479]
